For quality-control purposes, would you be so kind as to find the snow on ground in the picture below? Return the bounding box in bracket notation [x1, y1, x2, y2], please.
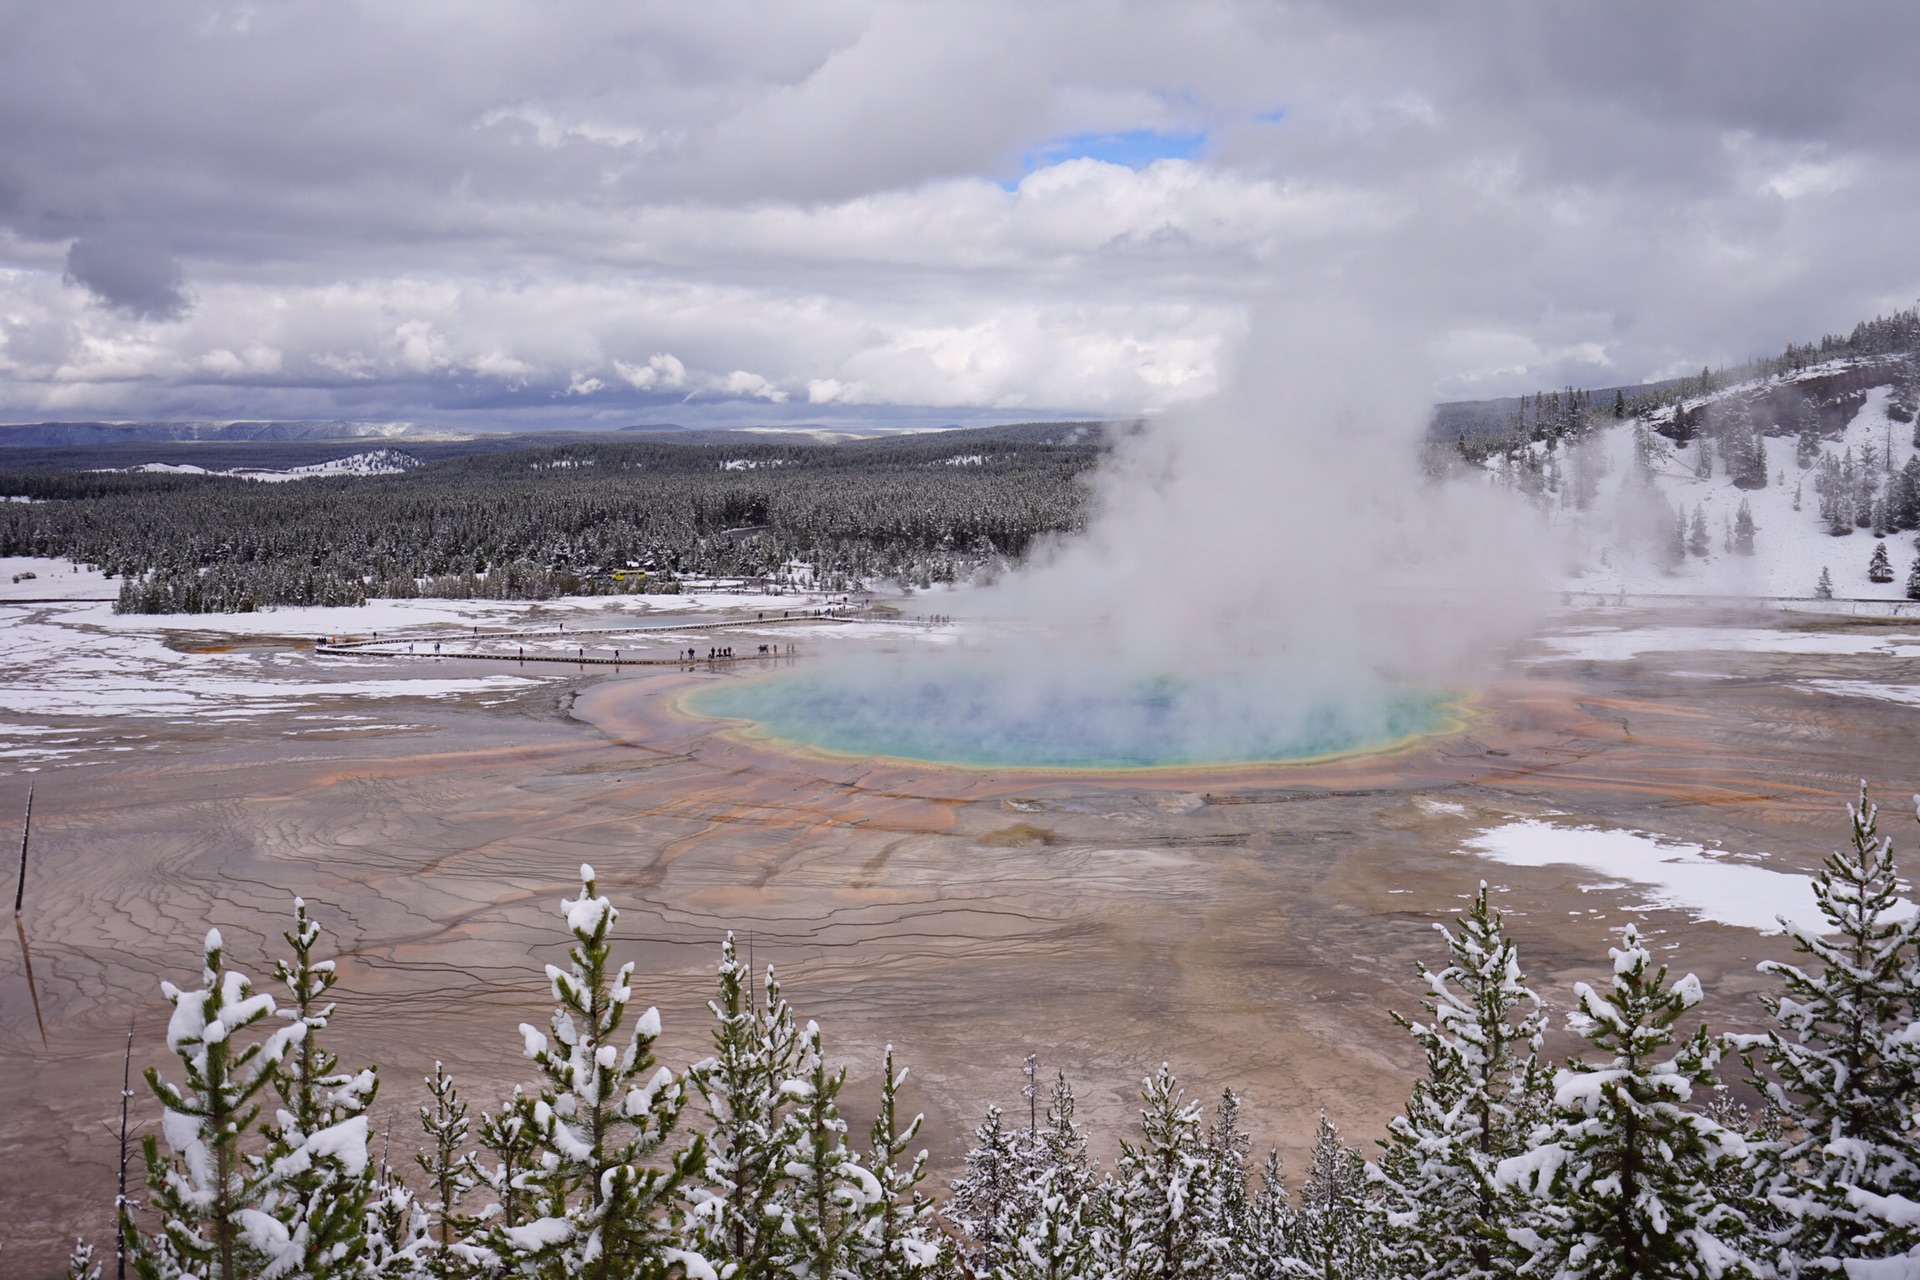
[0, 588, 861, 755]
[1549, 382, 1920, 600]
[1464, 819, 1915, 934]
[1798, 679, 1920, 708]
[1531, 625, 1920, 662]
[0, 601, 549, 757]
[66, 589, 840, 639]
[0, 556, 119, 601]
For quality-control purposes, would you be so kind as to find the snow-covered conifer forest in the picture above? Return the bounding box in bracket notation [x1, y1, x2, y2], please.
[32, 784, 1920, 1280]
[1449, 308, 1920, 604]
[0, 426, 1103, 613]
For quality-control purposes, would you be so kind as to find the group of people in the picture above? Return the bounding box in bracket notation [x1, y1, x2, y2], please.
[679, 643, 787, 662]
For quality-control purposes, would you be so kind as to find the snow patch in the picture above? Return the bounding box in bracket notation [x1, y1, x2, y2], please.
[1462, 819, 1915, 934]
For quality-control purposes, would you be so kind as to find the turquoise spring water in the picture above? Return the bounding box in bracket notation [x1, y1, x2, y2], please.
[685, 663, 1453, 770]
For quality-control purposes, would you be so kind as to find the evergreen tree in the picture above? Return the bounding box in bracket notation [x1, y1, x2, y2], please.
[1816, 567, 1835, 600]
[360, 1139, 427, 1280]
[1244, 1151, 1298, 1280]
[1818, 454, 1852, 535]
[132, 928, 296, 1280]
[1200, 1088, 1254, 1274]
[1744, 785, 1920, 1273]
[1796, 399, 1824, 469]
[1108, 1065, 1226, 1280]
[996, 1166, 1099, 1280]
[689, 933, 803, 1276]
[1291, 1114, 1377, 1280]
[261, 897, 378, 1280]
[1855, 447, 1879, 529]
[998, 1075, 1101, 1280]
[1036, 1073, 1096, 1199]
[770, 1019, 876, 1280]
[504, 864, 709, 1280]
[1688, 507, 1711, 558]
[1663, 507, 1686, 573]
[66, 1237, 102, 1280]
[1733, 500, 1756, 556]
[854, 1045, 945, 1280]
[415, 1062, 480, 1278]
[1375, 884, 1548, 1280]
[950, 1107, 1030, 1272]
[1869, 541, 1895, 583]
[1499, 925, 1753, 1280]
[1632, 423, 1657, 477]
[471, 1087, 538, 1253]
[1894, 458, 1920, 529]
[1907, 556, 1920, 602]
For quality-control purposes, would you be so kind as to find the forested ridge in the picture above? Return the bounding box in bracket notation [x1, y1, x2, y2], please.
[0, 429, 1105, 613]
[45, 786, 1920, 1280]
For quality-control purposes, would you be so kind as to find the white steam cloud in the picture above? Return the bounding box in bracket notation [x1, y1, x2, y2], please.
[981, 295, 1549, 683]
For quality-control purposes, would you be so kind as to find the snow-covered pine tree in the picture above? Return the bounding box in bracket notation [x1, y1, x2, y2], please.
[1820, 454, 1856, 536]
[1036, 1073, 1095, 1200]
[261, 897, 378, 1280]
[505, 864, 709, 1280]
[1498, 925, 1753, 1280]
[997, 1074, 1101, 1280]
[1796, 400, 1823, 468]
[1107, 1065, 1228, 1280]
[689, 932, 803, 1276]
[1734, 500, 1756, 556]
[1869, 540, 1895, 583]
[1895, 458, 1920, 529]
[950, 1106, 1030, 1271]
[1632, 422, 1657, 477]
[1201, 1088, 1254, 1276]
[65, 1237, 101, 1280]
[1908, 556, 1920, 602]
[470, 1086, 538, 1259]
[1816, 567, 1835, 600]
[132, 927, 297, 1280]
[1243, 1150, 1298, 1280]
[1290, 1114, 1378, 1280]
[1374, 883, 1548, 1280]
[415, 1062, 480, 1278]
[1742, 784, 1920, 1274]
[769, 1019, 877, 1279]
[996, 1165, 1097, 1280]
[360, 1139, 427, 1280]
[1663, 507, 1687, 573]
[852, 1045, 944, 1280]
[1688, 507, 1711, 558]
[1856, 447, 1879, 528]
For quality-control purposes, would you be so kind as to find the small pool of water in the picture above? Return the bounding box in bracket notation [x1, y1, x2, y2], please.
[685, 662, 1454, 770]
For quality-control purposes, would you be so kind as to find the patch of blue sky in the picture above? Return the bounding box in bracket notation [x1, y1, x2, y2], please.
[1002, 128, 1209, 190]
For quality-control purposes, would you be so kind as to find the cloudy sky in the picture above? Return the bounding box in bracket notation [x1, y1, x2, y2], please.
[3, 1, 1918, 429]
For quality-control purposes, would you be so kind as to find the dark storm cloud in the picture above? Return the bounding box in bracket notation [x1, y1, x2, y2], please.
[65, 233, 190, 320]
[1, 1, 1918, 423]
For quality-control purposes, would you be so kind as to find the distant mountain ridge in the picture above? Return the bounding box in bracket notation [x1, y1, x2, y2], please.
[0, 420, 430, 447]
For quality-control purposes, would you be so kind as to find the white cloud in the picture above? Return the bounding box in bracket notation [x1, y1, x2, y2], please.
[614, 352, 687, 390]
[721, 369, 788, 403]
[2, 2, 1920, 421]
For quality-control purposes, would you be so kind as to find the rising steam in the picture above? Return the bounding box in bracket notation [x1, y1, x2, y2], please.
[725, 296, 1554, 768]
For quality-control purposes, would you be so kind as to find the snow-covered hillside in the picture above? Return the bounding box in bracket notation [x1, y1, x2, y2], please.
[1493, 366, 1920, 600]
[112, 448, 423, 482]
